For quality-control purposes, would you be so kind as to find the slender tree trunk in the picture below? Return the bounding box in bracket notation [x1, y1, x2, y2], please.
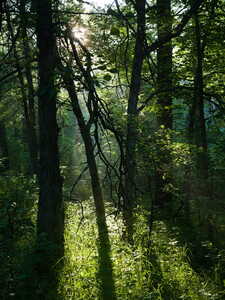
[6, 5, 38, 175]
[17, 64, 37, 175]
[188, 12, 210, 229]
[82, 129, 117, 300]
[59, 60, 116, 299]
[124, 0, 146, 242]
[192, 12, 208, 180]
[155, 0, 173, 207]
[156, 0, 172, 128]
[35, 0, 64, 298]
[19, 0, 38, 175]
[0, 120, 9, 171]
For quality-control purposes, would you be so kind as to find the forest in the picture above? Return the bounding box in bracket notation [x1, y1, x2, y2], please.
[0, 0, 225, 299]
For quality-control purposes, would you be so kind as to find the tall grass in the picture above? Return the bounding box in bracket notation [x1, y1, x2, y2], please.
[59, 201, 224, 299]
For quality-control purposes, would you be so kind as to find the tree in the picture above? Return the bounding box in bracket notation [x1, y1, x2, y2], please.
[58, 27, 117, 299]
[19, 0, 38, 175]
[3, 0, 38, 175]
[188, 9, 209, 224]
[123, 0, 146, 242]
[154, 0, 173, 208]
[35, 0, 64, 297]
[0, 120, 9, 170]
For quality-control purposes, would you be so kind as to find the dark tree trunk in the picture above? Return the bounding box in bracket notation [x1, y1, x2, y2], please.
[59, 59, 116, 300]
[81, 127, 117, 300]
[35, 0, 64, 297]
[19, 0, 38, 175]
[17, 65, 37, 175]
[124, 0, 146, 242]
[156, 0, 172, 129]
[6, 4, 38, 175]
[155, 0, 173, 207]
[0, 121, 9, 171]
[187, 12, 210, 228]
[192, 12, 208, 180]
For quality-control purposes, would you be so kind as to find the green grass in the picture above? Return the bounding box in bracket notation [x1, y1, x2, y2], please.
[1, 176, 224, 299]
[59, 201, 224, 299]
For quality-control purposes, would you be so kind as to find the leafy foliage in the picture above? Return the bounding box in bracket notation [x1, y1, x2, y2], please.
[58, 202, 224, 299]
[0, 174, 37, 299]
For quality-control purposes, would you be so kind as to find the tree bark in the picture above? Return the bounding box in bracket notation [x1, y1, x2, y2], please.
[155, 0, 173, 207]
[124, 0, 146, 242]
[0, 120, 9, 171]
[19, 0, 38, 175]
[192, 12, 208, 180]
[35, 0, 64, 297]
[5, 5, 38, 175]
[187, 11, 210, 227]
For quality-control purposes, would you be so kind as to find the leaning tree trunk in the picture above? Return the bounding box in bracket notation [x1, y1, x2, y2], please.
[124, 0, 146, 243]
[58, 59, 116, 300]
[81, 125, 117, 300]
[35, 0, 64, 298]
[155, 0, 173, 208]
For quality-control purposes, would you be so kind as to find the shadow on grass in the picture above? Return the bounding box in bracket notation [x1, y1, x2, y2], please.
[157, 205, 225, 290]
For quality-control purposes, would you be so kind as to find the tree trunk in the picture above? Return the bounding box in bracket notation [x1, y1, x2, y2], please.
[188, 11, 210, 228]
[19, 0, 38, 175]
[6, 4, 38, 175]
[82, 128, 117, 300]
[124, 0, 146, 242]
[192, 12, 208, 180]
[59, 60, 116, 300]
[0, 120, 9, 171]
[155, 0, 173, 207]
[35, 0, 64, 297]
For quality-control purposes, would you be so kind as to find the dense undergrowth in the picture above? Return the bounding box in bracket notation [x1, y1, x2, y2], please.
[59, 201, 225, 300]
[1, 176, 225, 299]
[0, 174, 37, 300]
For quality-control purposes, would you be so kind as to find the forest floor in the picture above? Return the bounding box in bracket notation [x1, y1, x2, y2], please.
[58, 201, 225, 300]
[1, 189, 225, 300]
